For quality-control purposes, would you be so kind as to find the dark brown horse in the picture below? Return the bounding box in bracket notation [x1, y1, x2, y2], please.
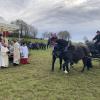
[52, 39, 92, 73]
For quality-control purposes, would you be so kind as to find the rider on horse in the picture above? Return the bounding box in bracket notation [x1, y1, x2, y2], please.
[93, 30, 100, 53]
[50, 33, 58, 48]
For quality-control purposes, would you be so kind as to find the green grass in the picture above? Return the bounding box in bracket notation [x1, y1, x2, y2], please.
[0, 49, 100, 100]
[9, 37, 47, 43]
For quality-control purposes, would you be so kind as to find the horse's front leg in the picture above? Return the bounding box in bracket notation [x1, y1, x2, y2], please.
[63, 61, 69, 74]
[59, 58, 62, 70]
[52, 55, 56, 71]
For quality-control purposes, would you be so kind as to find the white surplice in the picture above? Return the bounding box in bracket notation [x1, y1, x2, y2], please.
[20, 45, 29, 58]
[0, 45, 9, 67]
[13, 42, 20, 64]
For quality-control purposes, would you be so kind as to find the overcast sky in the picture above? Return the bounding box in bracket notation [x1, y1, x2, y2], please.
[0, 0, 100, 41]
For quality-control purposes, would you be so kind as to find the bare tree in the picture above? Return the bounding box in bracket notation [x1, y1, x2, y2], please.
[11, 19, 38, 38]
[29, 25, 38, 38]
[11, 20, 28, 37]
[58, 31, 71, 41]
[42, 32, 52, 39]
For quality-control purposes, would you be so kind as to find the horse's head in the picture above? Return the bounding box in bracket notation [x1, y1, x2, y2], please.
[53, 44, 63, 57]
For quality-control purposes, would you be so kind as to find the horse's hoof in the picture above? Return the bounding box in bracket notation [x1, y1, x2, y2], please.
[64, 70, 68, 74]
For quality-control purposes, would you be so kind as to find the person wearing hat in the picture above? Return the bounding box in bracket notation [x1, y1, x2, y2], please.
[93, 30, 100, 53]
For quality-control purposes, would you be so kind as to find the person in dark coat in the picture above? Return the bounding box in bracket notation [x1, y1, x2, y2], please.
[93, 30, 100, 53]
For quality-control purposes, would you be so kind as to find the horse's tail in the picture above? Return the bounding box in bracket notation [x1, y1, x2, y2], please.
[81, 45, 93, 69]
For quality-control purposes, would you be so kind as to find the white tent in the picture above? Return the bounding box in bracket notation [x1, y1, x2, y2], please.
[0, 17, 19, 32]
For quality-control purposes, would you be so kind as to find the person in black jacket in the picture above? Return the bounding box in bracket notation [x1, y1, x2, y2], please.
[93, 30, 100, 53]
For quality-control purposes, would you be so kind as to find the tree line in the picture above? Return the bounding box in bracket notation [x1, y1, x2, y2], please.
[42, 31, 71, 41]
[10, 19, 38, 39]
[9, 19, 71, 40]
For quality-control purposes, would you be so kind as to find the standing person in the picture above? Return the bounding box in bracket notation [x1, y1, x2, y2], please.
[9, 41, 14, 63]
[50, 33, 58, 49]
[13, 39, 20, 66]
[0, 40, 9, 68]
[20, 42, 29, 64]
[0, 38, 2, 67]
[93, 30, 100, 53]
[47, 38, 51, 49]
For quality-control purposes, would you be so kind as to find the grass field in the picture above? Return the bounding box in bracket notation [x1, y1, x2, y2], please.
[0, 49, 100, 100]
[9, 37, 47, 43]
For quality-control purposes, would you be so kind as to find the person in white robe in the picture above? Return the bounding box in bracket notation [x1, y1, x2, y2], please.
[0, 43, 9, 68]
[13, 40, 20, 65]
[0, 38, 2, 67]
[20, 43, 29, 64]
